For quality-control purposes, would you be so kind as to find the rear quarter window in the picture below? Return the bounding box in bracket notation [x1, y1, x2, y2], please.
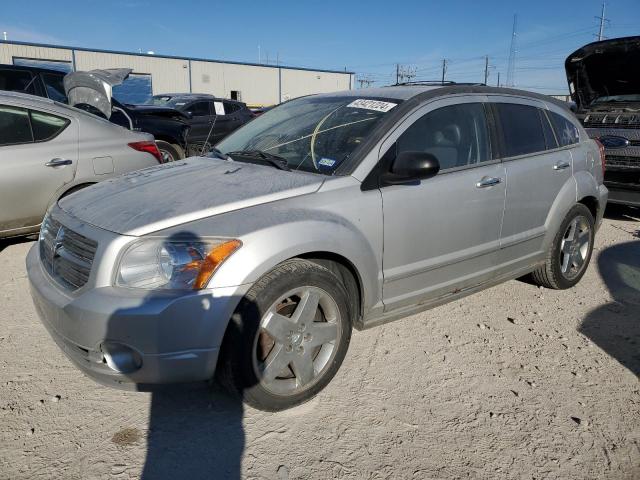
[0, 105, 33, 146]
[30, 110, 69, 141]
[495, 103, 547, 157]
[549, 111, 579, 147]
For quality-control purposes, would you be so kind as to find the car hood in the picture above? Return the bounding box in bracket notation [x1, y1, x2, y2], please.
[58, 157, 324, 236]
[565, 36, 640, 110]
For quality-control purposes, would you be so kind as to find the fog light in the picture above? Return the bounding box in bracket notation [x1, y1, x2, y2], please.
[100, 341, 142, 374]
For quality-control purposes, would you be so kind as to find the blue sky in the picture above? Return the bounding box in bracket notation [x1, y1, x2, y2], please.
[1, 0, 638, 93]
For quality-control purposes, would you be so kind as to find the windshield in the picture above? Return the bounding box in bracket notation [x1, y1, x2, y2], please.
[216, 95, 400, 174]
[593, 94, 640, 104]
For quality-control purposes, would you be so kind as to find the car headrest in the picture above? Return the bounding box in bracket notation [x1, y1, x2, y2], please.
[433, 124, 461, 147]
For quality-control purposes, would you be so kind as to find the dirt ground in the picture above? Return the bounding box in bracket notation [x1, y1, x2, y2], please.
[1, 208, 638, 480]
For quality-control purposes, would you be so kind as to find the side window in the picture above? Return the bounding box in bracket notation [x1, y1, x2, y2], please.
[188, 101, 211, 116]
[223, 102, 240, 114]
[495, 103, 546, 157]
[40, 73, 68, 103]
[539, 109, 558, 150]
[0, 69, 37, 95]
[0, 105, 33, 146]
[396, 103, 491, 170]
[549, 111, 579, 147]
[30, 110, 69, 141]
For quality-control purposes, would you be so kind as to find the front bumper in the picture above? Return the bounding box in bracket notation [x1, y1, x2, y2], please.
[27, 243, 250, 390]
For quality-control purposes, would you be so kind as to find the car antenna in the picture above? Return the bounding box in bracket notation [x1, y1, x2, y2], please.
[201, 110, 218, 156]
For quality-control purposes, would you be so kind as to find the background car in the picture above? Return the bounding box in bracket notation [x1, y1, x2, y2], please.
[566, 36, 640, 207]
[0, 91, 161, 239]
[145, 93, 255, 156]
[0, 64, 190, 162]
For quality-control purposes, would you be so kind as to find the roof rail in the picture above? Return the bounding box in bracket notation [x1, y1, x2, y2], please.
[390, 81, 487, 87]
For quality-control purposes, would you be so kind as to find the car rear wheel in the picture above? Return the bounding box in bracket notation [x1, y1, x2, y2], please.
[530, 204, 595, 289]
[217, 258, 352, 411]
[155, 140, 184, 162]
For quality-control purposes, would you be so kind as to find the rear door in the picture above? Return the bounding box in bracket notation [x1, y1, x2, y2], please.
[0, 104, 78, 233]
[380, 96, 506, 311]
[492, 98, 573, 266]
[184, 100, 214, 145]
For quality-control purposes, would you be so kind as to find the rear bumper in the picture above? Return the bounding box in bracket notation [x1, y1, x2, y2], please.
[27, 243, 250, 390]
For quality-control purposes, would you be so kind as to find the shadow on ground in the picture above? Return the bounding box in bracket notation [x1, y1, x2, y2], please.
[105, 231, 259, 480]
[579, 240, 640, 377]
[0, 236, 35, 253]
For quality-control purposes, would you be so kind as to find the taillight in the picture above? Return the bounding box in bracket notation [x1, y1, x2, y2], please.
[593, 138, 606, 177]
[128, 141, 163, 163]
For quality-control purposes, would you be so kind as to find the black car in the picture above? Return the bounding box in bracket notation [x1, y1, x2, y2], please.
[0, 64, 190, 161]
[0, 63, 68, 102]
[566, 36, 640, 207]
[146, 93, 255, 156]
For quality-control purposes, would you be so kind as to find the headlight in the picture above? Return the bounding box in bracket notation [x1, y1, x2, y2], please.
[116, 238, 241, 290]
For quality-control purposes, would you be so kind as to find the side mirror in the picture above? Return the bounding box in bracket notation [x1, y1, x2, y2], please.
[383, 151, 440, 185]
[185, 111, 194, 119]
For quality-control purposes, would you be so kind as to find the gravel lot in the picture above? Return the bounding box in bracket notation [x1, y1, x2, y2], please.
[1, 208, 638, 480]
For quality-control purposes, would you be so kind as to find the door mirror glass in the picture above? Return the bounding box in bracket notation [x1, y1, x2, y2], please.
[387, 151, 440, 184]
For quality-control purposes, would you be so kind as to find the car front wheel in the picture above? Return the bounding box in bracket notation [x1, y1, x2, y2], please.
[217, 259, 352, 411]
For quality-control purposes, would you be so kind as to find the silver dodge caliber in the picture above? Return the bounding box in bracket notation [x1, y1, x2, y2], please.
[27, 85, 608, 411]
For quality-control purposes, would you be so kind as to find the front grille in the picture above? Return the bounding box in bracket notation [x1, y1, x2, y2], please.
[582, 113, 640, 128]
[39, 215, 98, 291]
[605, 155, 640, 169]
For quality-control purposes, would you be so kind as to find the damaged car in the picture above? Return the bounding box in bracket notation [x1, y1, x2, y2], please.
[566, 36, 640, 207]
[64, 68, 191, 162]
[27, 84, 607, 411]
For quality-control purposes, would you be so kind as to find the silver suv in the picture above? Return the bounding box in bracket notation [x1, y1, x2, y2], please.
[27, 85, 608, 411]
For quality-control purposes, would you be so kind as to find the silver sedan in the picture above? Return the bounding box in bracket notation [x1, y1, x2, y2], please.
[0, 91, 161, 239]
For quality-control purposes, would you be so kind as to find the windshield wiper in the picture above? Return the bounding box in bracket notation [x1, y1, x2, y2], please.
[226, 150, 291, 171]
[207, 147, 229, 160]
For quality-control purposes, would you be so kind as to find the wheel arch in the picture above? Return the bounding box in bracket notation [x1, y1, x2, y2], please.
[297, 251, 364, 329]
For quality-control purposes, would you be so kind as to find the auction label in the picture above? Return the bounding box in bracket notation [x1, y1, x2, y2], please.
[347, 99, 397, 112]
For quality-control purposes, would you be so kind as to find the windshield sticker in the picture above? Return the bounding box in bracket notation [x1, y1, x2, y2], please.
[318, 157, 337, 168]
[347, 99, 397, 113]
[214, 101, 225, 115]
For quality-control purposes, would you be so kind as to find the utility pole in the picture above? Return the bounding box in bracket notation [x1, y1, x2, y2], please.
[357, 74, 374, 88]
[258, 45, 261, 63]
[595, 2, 609, 41]
[484, 55, 489, 85]
[497, 72, 500, 87]
[396, 64, 400, 84]
[506, 14, 518, 87]
[441, 59, 448, 84]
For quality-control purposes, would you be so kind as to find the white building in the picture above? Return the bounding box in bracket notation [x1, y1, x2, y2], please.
[0, 40, 354, 106]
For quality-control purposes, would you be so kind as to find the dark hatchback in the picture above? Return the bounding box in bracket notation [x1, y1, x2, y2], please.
[146, 93, 254, 156]
[566, 36, 640, 207]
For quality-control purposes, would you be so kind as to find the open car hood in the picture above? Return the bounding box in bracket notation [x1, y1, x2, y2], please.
[63, 68, 132, 119]
[565, 36, 640, 111]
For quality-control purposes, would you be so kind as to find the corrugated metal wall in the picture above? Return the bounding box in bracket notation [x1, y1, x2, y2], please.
[0, 42, 352, 105]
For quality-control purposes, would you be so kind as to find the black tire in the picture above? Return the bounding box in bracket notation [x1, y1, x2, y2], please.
[59, 183, 93, 199]
[217, 258, 353, 412]
[155, 140, 184, 162]
[530, 204, 595, 290]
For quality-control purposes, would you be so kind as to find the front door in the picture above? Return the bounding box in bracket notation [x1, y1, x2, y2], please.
[380, 97, 506, 311]
[0, 104, 77, 234]
[185, 100, 214, 146]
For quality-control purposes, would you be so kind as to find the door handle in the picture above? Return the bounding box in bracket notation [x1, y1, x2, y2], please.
[476, 176, 502, 188]
[553, 161, 571, 170]
[45, 158, 73, 167]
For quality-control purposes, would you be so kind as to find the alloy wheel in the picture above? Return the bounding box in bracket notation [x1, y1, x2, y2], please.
[559, 215, 592, 280]
[253, 286, 341, 396]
